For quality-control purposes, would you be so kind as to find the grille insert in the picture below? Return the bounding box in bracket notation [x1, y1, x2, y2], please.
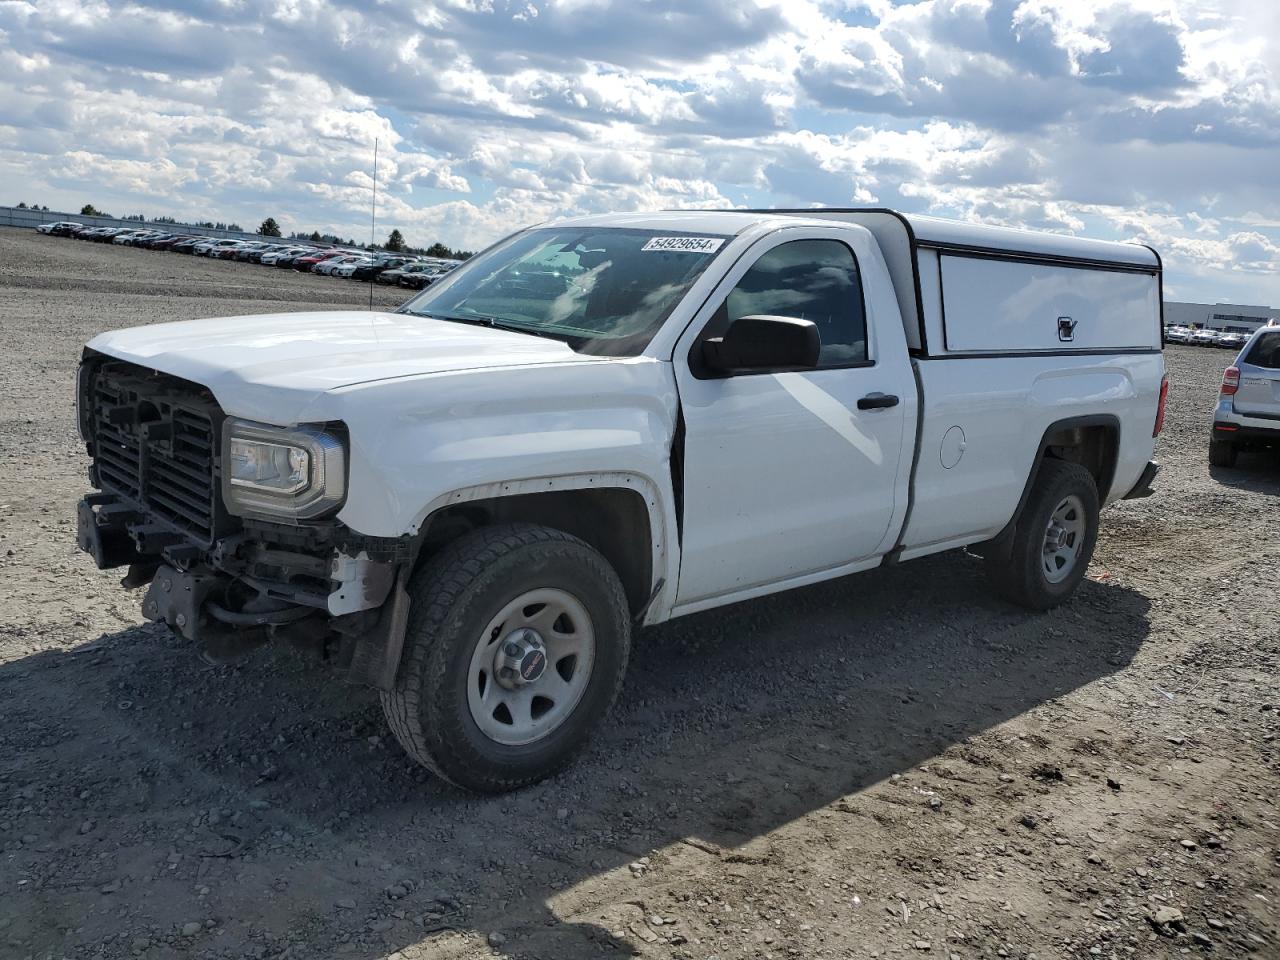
[88, 363, 229, 547]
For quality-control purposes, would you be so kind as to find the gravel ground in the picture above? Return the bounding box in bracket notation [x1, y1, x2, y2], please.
[0, 226, 1277, 960]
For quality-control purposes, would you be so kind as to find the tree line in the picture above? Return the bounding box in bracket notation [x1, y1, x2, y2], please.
[279, 223, 472, 260]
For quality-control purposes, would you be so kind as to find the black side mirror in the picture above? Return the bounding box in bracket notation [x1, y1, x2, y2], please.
[702, 315, 821, 374]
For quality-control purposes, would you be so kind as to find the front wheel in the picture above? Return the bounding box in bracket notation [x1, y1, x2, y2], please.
[381, 523, 631, 793]
[986, 459, 1100, 611]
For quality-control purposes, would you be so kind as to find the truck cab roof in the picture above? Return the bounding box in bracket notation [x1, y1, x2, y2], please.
[546, 209, 798, 236]
[546, 208, 1158, 271]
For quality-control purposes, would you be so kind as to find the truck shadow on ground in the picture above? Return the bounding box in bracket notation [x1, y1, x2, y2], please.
[0, 551, 1152, 959]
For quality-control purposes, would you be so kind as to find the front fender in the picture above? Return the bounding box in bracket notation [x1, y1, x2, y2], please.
[417, 471, 676, 623]
[328, 358, 682, 617]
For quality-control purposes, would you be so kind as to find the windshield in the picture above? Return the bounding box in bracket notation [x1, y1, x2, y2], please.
[397, 227, 730, 356]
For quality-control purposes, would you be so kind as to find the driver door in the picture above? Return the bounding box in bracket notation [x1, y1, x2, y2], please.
[672, 227, 911, 608]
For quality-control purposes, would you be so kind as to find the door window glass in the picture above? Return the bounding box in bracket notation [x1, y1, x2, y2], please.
[717, 239, 867, 367]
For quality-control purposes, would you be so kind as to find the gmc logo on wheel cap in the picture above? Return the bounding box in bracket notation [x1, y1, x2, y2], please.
[520, 650, 546, 681]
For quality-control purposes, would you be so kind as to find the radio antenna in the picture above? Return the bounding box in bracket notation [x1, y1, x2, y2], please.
[369, 137, 378, 310]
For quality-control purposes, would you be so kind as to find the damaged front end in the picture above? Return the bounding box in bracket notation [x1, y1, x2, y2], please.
[75, 353, 413, 688]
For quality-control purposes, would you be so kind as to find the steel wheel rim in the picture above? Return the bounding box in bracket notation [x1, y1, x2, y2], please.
[1042, 493, 1086, 584]
[466, 588, 595, 746]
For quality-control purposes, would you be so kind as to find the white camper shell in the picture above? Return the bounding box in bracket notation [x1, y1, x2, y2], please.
[767, 209, 1164, 356]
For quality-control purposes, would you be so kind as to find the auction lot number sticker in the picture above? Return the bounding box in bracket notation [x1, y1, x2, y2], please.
[642, 236, 725, 254]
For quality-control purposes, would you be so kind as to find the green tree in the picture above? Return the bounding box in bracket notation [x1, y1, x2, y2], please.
[309, 231, 322, 242]
[15, 202, 26, 209]
[424, 241, 451, 258]
[256, 217, 282, 237]
[385, 228, 406, 252]
[80, 203, 104, 217]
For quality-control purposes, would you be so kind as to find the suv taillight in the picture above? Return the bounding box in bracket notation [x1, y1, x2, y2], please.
[1153, 375, 1170, 437]
[1221, 366, 1240, 397]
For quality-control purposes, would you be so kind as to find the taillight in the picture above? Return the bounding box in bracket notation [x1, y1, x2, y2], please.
[1220, 366, 1240, 397]
[1153, 375, 1170, 437]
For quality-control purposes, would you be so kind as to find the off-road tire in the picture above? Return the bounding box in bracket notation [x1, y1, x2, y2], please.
[986, 459, 1099, 611]
[1208, 436, 1238, 468]
[380, 523, 631, 793]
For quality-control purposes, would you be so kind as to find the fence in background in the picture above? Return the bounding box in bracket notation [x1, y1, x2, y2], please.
[0, 205, 306, 245]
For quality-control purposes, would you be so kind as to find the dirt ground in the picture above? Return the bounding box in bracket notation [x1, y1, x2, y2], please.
[0, 226, 1276, 960]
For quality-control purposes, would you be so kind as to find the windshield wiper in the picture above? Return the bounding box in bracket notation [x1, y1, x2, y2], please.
[409, 311, 561, 341]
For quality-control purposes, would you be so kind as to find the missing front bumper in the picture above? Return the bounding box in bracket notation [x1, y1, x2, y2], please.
[77, 495, 412, 685]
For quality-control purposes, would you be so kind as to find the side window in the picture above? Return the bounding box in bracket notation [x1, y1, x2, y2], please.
[717, 239, 868, 368]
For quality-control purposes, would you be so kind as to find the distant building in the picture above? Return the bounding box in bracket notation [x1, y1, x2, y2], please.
[1164, 301, 1280, 332]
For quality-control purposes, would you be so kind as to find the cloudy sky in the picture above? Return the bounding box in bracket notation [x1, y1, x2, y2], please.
[2, 0, 1277, 303]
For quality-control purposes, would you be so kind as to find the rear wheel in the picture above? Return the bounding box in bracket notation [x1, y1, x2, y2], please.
[381, 523, 631, 793]
[1208, 435, 1238, 468]
[987, 459, 1099, 611]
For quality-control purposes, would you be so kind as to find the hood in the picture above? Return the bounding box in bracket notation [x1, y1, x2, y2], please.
[87, 310, 591, 424]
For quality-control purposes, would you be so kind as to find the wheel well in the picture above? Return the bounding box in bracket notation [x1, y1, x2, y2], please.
[973, 418, 1119, 563]
[1041, 423, 1119, 500]
[418, 488, 654, 616]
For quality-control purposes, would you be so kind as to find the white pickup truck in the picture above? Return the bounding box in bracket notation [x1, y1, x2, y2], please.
[76, 209, 1166, 792]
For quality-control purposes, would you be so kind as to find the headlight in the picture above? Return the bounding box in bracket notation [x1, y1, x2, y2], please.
[229, 439, 310, 494]
[221, 419, 346, 520]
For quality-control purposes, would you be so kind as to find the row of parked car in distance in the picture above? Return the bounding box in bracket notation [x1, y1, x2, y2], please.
[36, 221, 459, 289]
[1165, 324, 1250, 349]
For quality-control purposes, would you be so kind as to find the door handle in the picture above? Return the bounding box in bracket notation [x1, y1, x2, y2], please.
[857, 393, 899, 410]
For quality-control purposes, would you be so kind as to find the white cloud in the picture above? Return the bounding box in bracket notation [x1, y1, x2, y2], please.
[0, 0, 1276, 301]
